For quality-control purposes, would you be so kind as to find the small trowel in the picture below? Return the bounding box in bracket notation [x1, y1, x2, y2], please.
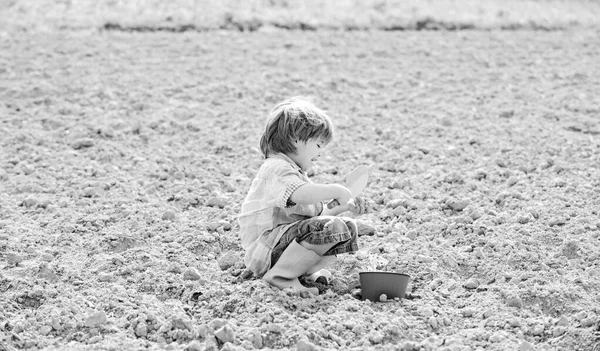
[327, 165, 369, 209]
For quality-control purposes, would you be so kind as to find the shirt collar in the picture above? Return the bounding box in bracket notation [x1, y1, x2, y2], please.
[269, 153, 304, 174]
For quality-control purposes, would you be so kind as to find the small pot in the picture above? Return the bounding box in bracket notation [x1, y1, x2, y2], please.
[359, 271, 410, 302]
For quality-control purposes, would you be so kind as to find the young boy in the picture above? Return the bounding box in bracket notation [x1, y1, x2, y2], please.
[239, 97, 366, 295]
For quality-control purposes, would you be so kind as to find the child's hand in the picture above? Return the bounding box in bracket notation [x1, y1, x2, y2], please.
[328, 184, 353, 208]
[349, 196, 368, 215]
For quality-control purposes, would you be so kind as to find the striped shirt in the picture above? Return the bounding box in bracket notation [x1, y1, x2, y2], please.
[238, 153, 323, 277]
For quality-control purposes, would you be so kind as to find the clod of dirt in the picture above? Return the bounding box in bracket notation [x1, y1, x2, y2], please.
[182, 267, 202, 280]
[84, 310, 107, 327]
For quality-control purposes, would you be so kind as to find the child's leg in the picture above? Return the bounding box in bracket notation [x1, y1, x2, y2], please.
[265, 216, 358, 293]
[302, 217, 358, 283]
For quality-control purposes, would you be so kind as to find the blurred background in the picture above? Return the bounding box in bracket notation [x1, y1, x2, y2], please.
[2, 0, 600, 33]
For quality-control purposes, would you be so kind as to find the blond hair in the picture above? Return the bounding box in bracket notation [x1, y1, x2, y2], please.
[259, 97, 334, 158]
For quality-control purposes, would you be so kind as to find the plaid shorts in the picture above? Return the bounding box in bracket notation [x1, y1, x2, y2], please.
[270, 216, 359, 267]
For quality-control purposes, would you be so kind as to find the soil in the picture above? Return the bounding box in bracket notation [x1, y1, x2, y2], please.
[1, 28, 599, 351]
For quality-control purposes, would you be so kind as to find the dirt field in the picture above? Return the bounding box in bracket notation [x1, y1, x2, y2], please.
[1, 10, 600, 351]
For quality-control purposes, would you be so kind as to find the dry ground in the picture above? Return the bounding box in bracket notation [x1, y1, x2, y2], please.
[1, 16, 600, 351]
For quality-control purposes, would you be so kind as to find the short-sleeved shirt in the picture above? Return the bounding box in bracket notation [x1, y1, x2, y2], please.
[238, 153, 323, 277]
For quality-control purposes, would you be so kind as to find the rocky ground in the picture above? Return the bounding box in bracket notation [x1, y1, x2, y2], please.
[1, 28, 600, 351]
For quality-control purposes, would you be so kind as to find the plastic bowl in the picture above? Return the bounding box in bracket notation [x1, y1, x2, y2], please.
[359, 272, 410, 302]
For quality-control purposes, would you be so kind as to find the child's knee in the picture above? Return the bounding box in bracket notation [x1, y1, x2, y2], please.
[324, 217, 349, 234]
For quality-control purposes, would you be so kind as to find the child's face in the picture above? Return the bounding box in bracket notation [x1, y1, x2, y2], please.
[290, 137, 327, 172]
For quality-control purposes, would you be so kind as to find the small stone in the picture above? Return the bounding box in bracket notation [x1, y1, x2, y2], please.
[469, 209, 482, 220]
[463, 278, 479, 289]
[548, 217, 566, 227]
[508, 318, 521, 327]
[186, 340, 203, 351]
[447, 199, 470, 211]
[39, 325, 52, 336]
[428, 316, 438, 329]
[22, 164, 35, 175]
[581, 316, 597, 327]
[489, 332, 506, 342]
[218, 252, 239, 271]
[357, 221, 377, 236]
[556, 315, 569, 327]
[85, 310, 107, 327]
[6, 253, 24, 266]
[462, 308, 476, 317]
[207, 197, 228, 208]
[532, 324, 544, 336]
[574, 311, 587, 321]
[183, 267, 202, 281]
[98, 272, 113, 282]
[368, 330, 384, 344]
[519, 340, 534, 351]
[553, 326, 567, 337]
[507, 176, 518, 186]
[88, 336, 102, 344]
[135, 322, 148, 337]
[22, 197, 38, 208]
[72, 138, 95, 149]
[162, 210, 176, 221]
[297, 338, 318, 351]
[379, 294, 387, 302]
[214, 324, 235, 344]
[171, 315, 193, 331]
[506, 296, 523, 308]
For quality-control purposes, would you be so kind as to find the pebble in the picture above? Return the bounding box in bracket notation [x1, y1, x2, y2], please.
[207, 197, 228, 208]
[186, 340, 203, 351]
[162, 210, 176, 221]
[6, 253, 24, 266]
[22, 164, 35, 175]
[379, 294, 387, 302]
[171, 315, 193, 331]
[506, 297, 523, 308]
[574, 311, 587, 321]
[488, 331, 506, 342]
[97, 272, 113, 282]
[183, 267, 202, 281]
[297, 338, 319, 351]
[85, 310, 107, 327]
[22, 197, 38, 208]
[519, 340, 535, 351]
[135, 322, 148, 337]
[463, 278, 479, 289]
[39, 325, 52, 336]
[556, 315, 569, 327]
[368, 330, 384, 344]
[532, 324, 544, 336]
[71, 138, 95, 149]
[400, 341, 417, 350]
[218, 252, 239, 271]
[446, 198, 470, 211]
[581, 316, 596, 327]
[548, 217, 566, 227]
[357, 221, 377, 236]
[214, 324, 235, 344]
[507, 176, 518, 186]
[462, 308, 476, 317]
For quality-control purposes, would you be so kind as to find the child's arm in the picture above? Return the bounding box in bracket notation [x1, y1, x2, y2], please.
[290, 183, 353, 207]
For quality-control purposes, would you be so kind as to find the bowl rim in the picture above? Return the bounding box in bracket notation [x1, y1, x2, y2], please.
[359, 271, 410, 278]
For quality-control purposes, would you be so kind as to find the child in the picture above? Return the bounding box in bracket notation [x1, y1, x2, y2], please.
[239, 96, 366, 295]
